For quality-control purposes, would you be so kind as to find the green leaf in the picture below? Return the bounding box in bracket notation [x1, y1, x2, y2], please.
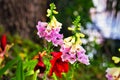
[16, 59, 24, 80]
[72, 16, 81, 28]
[23, 60, 38, 71]
[25, 70, 34, 76]
[11, 77, 16, 80]
[0, 56, 20, 76]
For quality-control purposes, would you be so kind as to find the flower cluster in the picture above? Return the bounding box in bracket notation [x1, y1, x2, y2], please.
[60, 16, 89, 65]
[36, 16, 63, 46]
[60, 36, 89, 65]
[35, 3, 90, 78]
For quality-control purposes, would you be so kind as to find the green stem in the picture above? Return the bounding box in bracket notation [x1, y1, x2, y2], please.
[33, 70, 39, 80]
[53, 73, 58, 80]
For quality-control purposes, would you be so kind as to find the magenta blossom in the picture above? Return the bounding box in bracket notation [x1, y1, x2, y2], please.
[77, 51, 90, 65]
[68, 53, 77, 64]
[36, 20, 63, 46]
[60, 44, 90, 65]
[45, 29, 63, 46]
[36, 21, 48, 38]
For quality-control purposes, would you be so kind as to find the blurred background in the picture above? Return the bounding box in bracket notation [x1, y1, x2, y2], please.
[0, 0, 120, 80]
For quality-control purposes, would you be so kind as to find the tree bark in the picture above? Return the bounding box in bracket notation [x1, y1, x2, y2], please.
[0, 0, 48, 38]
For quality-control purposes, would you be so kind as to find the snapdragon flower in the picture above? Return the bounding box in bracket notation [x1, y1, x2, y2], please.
[36, 21, 48, 38]
[60, 16, 90, 65]
[36, 17, 63, 46]
[60, 36, 90, 65]
[33, 51, 46, 73]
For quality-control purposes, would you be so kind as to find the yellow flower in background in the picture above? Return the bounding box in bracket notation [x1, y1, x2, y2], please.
[112, 56, 120, 64]
[19, 52, 26, 60]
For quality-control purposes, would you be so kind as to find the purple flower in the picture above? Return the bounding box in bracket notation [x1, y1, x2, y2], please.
[36, 18, 63, 47]
[44, 29, 63, 46]
[76, 46, 86, 54]
[68, 54, 77, 64]
[52, 33, 63, 46]
[77, 51, 90, 65]
[51, 29, 63, 46]
[60, 45, 71, 53]
[45, 30, 53, 42]
[61, 53, 70, 62]
[36, 21, 48, 38]
[60, 42, 90, 65]
[52, 39, 63, 46]
[106, 74, 113, 80]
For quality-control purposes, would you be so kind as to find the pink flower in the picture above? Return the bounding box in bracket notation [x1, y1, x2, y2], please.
[36, 21, 48, 38]
[60, 43, 90, 65]
[36, 21, 63, 46]
[52, 33, 63, 46]
[106, 74, 113, 80]
[61, 53, 69, 61]
[60, 45, 71, 53]
[76, 46, 86, 54]
[68, 54, 77, 64]
[45, 30, 53, 42]
[77, 51, 90, 65]
[44, 29, 63, 46]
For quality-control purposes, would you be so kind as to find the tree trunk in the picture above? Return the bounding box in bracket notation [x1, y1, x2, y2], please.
[0, 0, 48, 38]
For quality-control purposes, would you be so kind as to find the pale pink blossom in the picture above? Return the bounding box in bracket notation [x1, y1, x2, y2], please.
[68, 54, 77, 64]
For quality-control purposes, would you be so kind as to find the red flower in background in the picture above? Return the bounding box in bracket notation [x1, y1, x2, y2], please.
[1, 34, 7, 51]
[0, 34, 7, 57]
[33, 52, 46, 73]
[49, 52, 69, 78]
